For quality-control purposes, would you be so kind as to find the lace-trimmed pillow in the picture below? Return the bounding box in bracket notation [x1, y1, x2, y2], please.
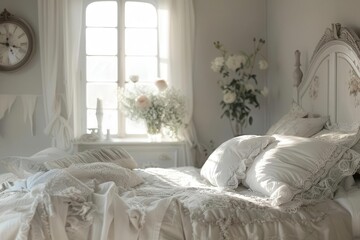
[44, 147, 137, 170]
[200, 135, 276, 188]
[312, 125, 360, 148]
[273, 116, 329, 137]
[266, 102, 308, 135]
[244, 135, 360, 207]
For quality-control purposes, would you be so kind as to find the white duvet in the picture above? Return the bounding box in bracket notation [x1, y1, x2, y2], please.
[0, 134, 358, 240]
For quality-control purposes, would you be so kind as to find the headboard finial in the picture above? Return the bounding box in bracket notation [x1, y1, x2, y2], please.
[332, 23, 341, 39]
[293, 50, 303, 87]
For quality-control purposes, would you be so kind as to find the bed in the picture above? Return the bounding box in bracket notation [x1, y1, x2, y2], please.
[1, 23, 360, 240]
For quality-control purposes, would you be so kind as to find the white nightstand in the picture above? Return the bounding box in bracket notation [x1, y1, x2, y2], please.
[73, 139, 188, 168]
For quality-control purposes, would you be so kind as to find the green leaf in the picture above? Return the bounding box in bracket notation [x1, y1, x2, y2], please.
[249, 116, 253, 125]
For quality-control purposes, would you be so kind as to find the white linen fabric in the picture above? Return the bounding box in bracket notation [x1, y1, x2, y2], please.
[37, 0, 83, 149]
[273, 116, 328, 137]
[20, 95, 38, 136]
[0, 166, 353, 240]
[244, 135, 360, 208]
[353, 140, 360, 154]
[65, 162, 143, 189]
[266, 101, 308, 135]
[44, 147, 137, 170]
[0, 148, 70, 178]
[0, 95, 16, 120]
[158, 0, 199, 166]
[200, 135, 276, 188]
[335, 182, 360, 238]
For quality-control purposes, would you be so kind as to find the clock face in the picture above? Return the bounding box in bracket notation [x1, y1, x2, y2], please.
[0, 20, 34, 71]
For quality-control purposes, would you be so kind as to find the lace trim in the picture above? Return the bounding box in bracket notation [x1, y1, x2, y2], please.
[279, 148, 360, 210]
[129, 168, 329, 240]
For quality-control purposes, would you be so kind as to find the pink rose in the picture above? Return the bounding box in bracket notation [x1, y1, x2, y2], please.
[155, 79, 168, 91]
[135, 95, 151, 109]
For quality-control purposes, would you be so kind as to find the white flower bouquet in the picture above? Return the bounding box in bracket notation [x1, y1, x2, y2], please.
[211, 38, 268, 136]
[118, 80, 186, 138]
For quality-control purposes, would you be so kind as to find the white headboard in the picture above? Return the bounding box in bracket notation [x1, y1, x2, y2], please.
[294, 23, 360, 126]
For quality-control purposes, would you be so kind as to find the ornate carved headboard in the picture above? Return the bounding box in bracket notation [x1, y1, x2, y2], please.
[294, 23, 360, 126]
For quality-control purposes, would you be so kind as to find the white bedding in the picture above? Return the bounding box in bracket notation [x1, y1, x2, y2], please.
[0, 134, 358, 240]
[0, 166, 353, 240]
[335, 178, 360, 238]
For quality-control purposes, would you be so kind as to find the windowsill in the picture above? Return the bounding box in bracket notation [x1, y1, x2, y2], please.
[74, 137, 184, 146]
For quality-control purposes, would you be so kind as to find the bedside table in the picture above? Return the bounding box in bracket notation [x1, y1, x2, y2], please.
[73, 139, 188, 168]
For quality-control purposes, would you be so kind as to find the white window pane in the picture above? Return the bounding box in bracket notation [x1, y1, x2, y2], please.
[125, 29, 157, 55]
[125, 56, 157, 82]
[87, 109, 98, 130]
[87, 56, 117, 82]
[125, 2, 157, 28]
[87, 109, 118, 134]
[125, 118, 146, 134]
[86, 83, 118, 109]
[102, 110, 118, 134]
[86, 28, 117, 55]
[86, 1, 117, 27]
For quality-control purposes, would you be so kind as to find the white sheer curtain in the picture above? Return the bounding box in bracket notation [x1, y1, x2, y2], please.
[38, 0, 83, 149]
[158, 0, 200, 166]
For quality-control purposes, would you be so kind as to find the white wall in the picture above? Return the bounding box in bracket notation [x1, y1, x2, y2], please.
[0, 0, 50, 157]
[0, 0, 268, 161]
[266, 0, 360, 126]
[193, 0, 267, 153]
[7, 0, 358, 164]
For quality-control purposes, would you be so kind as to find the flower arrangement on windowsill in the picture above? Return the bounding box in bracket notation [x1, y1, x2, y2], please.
[118, 79, 186, 140]
[211, 38, 269, 136]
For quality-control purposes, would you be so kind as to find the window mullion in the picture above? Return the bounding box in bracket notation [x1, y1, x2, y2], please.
[118, 0, 126, 137]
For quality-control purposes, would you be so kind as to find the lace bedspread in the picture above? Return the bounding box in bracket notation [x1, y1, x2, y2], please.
[0, 167, 353, 240]
[129, 167, 352, 240]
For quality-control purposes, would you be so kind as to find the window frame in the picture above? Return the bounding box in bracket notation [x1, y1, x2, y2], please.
[81, 0, 160, 138]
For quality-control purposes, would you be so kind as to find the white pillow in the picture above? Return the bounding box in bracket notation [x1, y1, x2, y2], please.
[352, 140, 360, 154]
[44, 147, 137, 170]
[312, 126, 360, 148]
[244, 135, 360, 207]
[0, 148, 70, 178]
[200, 135, 276, 188]
[65, 162, 144, 189]
[266, 102, 308, 135]
[273, 116, 328, 137]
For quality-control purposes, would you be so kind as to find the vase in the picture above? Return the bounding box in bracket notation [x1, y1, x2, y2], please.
[146, 121, 162, 142]
[234, 121, 243, 137]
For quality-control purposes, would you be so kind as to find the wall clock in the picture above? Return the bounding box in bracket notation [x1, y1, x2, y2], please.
[0, 9, 35, 71]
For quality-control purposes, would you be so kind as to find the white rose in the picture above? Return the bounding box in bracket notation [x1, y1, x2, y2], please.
[211, 57, 225, 72]
[135, 95, 151, 109]
[245, 83, 255, 91]
[129, 75, 139, 83]
[223, 91, 236, 104]
[259, 59, 268, 70]
[261, 86, 269, 97]
[226, 55, 247, 71]
[155, 79, 168, 91]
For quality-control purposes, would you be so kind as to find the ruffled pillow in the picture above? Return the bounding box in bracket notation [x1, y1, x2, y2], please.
[312, 125, 360, 148]
[65, 162, 143, 189]
[0, 148, 70, 178]
[44, 147, 137, 170]
[244, 135, 360, 208]
[266, 102, 308, 135]
[200, 135, 276, 188]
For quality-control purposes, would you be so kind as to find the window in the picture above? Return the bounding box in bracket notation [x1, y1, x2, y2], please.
[83, 0, 162, 137]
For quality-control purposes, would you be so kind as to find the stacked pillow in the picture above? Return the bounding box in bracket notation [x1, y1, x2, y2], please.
[0, 147, 137, 178]
[266, 102, 328, 138]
